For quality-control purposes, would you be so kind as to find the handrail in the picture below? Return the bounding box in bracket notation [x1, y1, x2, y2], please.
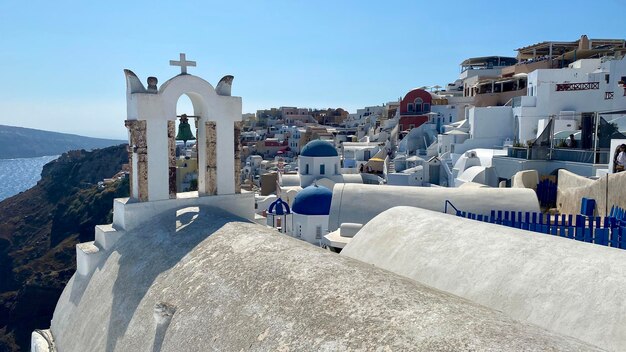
[444, 200, 460, 215]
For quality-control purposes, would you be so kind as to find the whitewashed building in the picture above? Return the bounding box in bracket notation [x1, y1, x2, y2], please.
[341, 141, 382, 172]
[286, 184, 332, 245]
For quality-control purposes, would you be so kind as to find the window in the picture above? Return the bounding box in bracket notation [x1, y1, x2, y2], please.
[423, 103, 430, 113]
[414, 98, 423, 114]
[335, 164, 338, 174]
[605, 74, 610, 84]
[320, 164, 325, 175]
[407, 103, 414, 112]
[316, 226, 322, 239]
[305, 164, 309, 175]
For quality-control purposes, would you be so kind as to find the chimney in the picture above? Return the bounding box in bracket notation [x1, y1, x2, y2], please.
[579, 35, 590, 50]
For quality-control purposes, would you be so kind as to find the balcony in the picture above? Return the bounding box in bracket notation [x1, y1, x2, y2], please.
[555, 82, 599, 92]
[507, 147, 528, 159]
[551, 148, 609, 164]
[506, 146, 609, 164]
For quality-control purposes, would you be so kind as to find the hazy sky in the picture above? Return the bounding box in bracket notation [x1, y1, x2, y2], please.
[1, 0, 625, 139]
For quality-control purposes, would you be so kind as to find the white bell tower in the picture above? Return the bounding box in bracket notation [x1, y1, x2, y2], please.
[124, 53, 243, 202]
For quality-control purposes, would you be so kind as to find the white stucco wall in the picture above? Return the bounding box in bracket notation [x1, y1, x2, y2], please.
[455, 166, 498, 187]
[387, 167, 424, 186]
[468, 106, 514, 140]
[298, 155, 341, 187]
[290, 212, 329, 245]
[517, 57, 626, 143]
[113, 192, 254, 232]
[327, 183, 539, 231]
[127, 73, 242, 200]
[342, 206, 626, 351]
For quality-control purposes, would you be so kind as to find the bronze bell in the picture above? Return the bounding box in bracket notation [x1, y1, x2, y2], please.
[176, 114, 196, 146]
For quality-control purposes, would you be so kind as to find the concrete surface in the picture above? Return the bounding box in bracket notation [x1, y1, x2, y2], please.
[512, 169, 539, 189]
[113, 191, 254, 231]
[557, 169, 626, 217]
[48, 206, 599, 351]
[342, 206, 626, 351]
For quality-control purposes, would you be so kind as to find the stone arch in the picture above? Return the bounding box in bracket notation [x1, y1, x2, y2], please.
[159, 75, 215, 121]
[163, 86, 213, 198]
[125, 70, 242, 201]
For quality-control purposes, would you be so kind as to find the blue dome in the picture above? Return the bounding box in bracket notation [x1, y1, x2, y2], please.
[292, 184, 333, 215]
[268, 198, 291, 215]
[300, 140, 338, 157]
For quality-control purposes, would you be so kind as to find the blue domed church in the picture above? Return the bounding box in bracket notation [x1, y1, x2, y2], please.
[277, 139, 364, 189]
[298, 140, 342, 187]
[272, 139, 365, 245]
[286, 183, 333, 244]
[266, 198, 291, 233]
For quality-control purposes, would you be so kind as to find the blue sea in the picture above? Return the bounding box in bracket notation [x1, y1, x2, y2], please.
[0, 155, 59, 201]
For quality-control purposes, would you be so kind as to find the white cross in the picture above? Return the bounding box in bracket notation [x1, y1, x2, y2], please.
[169, 53, 196, 74]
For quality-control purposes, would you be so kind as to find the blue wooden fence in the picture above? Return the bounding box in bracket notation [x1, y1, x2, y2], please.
[452, 205, 626, 250]
[536, 179, 557, 208]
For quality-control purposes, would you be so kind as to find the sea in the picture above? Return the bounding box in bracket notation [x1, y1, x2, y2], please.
[0, 155, 59, 202]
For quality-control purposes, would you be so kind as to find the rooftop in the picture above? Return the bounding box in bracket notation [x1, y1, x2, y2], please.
[300, 139, 338, 157]
[460, 56, 518, 68]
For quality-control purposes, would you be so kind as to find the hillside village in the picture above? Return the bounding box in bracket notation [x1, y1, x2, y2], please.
[166, 35, 626, 249]
[29, 35, 626, 351]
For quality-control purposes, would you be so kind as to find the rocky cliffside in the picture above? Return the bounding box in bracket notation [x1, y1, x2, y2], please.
[0, 125, 125, 159]
[0, 145, 128, 351]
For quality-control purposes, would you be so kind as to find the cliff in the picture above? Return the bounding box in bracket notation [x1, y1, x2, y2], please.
[0, 145, 129, 351]
[0, 125, 125, 159]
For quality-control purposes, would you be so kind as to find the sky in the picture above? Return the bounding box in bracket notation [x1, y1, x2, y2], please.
[0, 0, 625, 140]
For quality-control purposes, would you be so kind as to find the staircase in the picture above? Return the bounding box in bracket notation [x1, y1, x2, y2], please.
[387, 159, 396, 174]
[76, 224, 124, 276]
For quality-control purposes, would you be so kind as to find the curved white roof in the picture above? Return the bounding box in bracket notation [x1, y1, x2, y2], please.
[342, 206, 626, 351]
[46, 206, 590, 351]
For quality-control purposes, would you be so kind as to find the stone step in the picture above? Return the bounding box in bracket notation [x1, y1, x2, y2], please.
[94, 224, 124, 251]
[76, 241, 102, 276]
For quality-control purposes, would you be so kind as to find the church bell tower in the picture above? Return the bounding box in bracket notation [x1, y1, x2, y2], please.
[123, 53, 243, 202]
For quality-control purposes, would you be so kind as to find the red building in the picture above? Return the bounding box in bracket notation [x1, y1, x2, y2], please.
[398, 88, 436, 131]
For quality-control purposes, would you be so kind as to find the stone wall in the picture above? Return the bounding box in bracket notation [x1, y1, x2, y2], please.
[557, 169, 626, 216]
[167, 121, 176, 199]
[125, 120, 148, 202]
[204, 121, 217, 195]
